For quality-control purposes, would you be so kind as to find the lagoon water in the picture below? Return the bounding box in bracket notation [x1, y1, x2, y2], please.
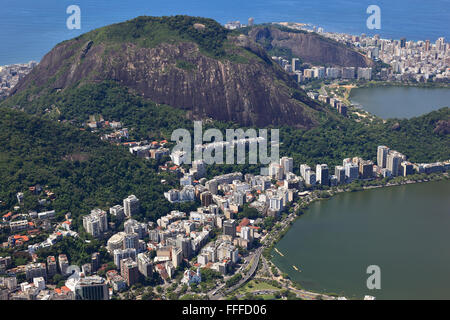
[349, 86, 450, 119]
[272, 180, 450, 299]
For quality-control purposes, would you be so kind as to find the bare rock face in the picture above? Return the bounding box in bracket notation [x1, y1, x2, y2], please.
[248, 26, 374, 68]
[11, 19, 327, 129]
[434, 119, 450, 135]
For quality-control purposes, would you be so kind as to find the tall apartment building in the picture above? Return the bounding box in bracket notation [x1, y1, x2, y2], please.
[303, 68, 314, 79]
[74, 276, 109, 300]
[268, 162, 284, 180]
[387, 151, 403, 176]
[280, 157, 294, 175]
[113, 248, 136, 269]
[335, 165, 346, 184]
[345, 163, 359, 182]
[205, 179, 218, 195]
[357, 67, 372, 80]
[192, 159, 207, 179]
[223, 220, 237, 239]
[269, 196, 283, 212]
[107, 232, 125, 252]
[305, 169, 316, 186]
[342, 67, 356, 79]
[316, 164, 329, 186]
[176, 235, 192, 259]
[124, 219, 147, 239]
[292, 58, 301, 71]
[137, 253, 153, 278]
[109, 205, 125, 221]
[25, 263, 47, 281]
[123, 195, 140, 217]
[121, 258, 139, 287]
[58, 254, 69, 275]
[313, 66, 325, 78]
[377, 146, 390, 168]
[401, 161, 414, 176]
[46, 256, 57, 278]
[300, 164, 310, 179]
[82, 208, 108, 238]
[91, 252, 100, 272]
[359, 160, 374, 179]
[240, 226, 253, 242]
[123, 233, 139, 250]
[172, 247, 183, 269]
[200, 191, 213, 207]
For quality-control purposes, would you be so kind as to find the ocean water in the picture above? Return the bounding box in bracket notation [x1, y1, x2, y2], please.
[0, 0, 449, 65]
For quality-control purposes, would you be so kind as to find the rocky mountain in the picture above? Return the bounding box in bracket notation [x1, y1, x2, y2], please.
[246, 25, 374, 68]
[8, 16, 330, 129]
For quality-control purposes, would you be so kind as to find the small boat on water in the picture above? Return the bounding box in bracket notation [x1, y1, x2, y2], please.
[292, 265, 301, 272]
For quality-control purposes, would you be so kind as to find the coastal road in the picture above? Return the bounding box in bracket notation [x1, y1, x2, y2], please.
[209, 247, 263, 300]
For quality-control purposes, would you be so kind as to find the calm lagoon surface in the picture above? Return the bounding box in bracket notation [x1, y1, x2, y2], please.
[349, 86, 450, 119]
[272, 180, 450, 299]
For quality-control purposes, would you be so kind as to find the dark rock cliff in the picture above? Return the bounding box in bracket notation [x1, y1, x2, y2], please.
[248, 26, 374, 68]
[10, 16, 329, 129]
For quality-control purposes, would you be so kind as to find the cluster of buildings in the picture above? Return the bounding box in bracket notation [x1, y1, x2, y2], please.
[102, 193, 255, 289]
[279, 22, 449, 83]
[272, 56, 373, 82]
[150, 208, 244, 281]
[164, 159, 208, 203]
[101, 128, 129, 143]
[224, 17, 254, 30]
[1, 185, 78, 251]
[95, 116, 171, 161]
[85, 116, 131, 143]
[83, 195, 140, 238]
[27, 219, 78, 254]
[299, 146, 449, 189]
[306, 91, 348, 116]
[0, 251, 104, 300]
[376, 146, 450, 177]
[85, 115, 121, 130]
[167, 158, 297, 221]
[0, 61, 37, 100]
[328, 33, 449, 82]
[128, 140, 170, 160]
[300, 159, 374, 187]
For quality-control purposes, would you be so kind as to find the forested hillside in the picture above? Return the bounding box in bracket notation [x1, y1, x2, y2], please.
[0, 107, 196, 231]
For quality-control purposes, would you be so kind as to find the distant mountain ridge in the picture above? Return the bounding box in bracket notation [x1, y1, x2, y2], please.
[246, 25, 374, 67]
[8, 15, 334, 129]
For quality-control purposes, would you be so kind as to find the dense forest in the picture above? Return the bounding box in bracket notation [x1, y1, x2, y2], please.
[2, 81, 193, 141]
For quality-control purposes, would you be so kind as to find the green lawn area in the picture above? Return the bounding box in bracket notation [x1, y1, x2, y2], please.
[236, 293, 280, 300]
[235, 280, 281, 295]
[259, 294, 278, 300]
